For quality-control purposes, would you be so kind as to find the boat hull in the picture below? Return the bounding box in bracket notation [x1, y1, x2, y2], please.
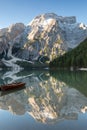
[0, 82, 25, 91]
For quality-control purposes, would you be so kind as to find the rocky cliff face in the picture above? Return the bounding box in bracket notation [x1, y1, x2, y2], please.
[0, 13, 87, 62]
[0, 23, 25, 59]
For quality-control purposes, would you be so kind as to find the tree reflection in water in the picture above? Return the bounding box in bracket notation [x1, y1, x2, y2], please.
[0, 70, 87, 124]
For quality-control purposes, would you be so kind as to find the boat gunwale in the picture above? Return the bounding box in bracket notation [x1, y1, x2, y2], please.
[0, 82, 25, 91]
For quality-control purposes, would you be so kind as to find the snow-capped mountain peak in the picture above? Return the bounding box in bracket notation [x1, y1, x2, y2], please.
[0, 13, 87, 62]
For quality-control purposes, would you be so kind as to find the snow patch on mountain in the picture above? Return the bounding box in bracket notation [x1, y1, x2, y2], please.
[0, 13, 87, 64]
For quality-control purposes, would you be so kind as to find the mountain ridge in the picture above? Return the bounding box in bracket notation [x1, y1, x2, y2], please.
[0, 13, 87, 68]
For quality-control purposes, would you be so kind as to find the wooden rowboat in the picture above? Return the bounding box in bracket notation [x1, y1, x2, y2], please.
[0, 82, 26, 91]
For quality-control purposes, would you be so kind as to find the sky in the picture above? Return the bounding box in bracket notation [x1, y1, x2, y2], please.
[0, 0, 87, 28]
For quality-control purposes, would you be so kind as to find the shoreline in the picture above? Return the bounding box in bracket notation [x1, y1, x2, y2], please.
[78, 68, 87, 71]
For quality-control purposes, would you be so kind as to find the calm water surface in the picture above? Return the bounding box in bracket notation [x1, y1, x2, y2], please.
[0, 69, 87, 130]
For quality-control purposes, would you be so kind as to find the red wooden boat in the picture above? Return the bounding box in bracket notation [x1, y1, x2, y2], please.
[0, 82, 26, 91]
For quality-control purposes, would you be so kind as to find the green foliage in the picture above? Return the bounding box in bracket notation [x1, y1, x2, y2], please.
[50, 38, 87, 69]
[16, 60, 48, 70]
[16, 61, 34, 69]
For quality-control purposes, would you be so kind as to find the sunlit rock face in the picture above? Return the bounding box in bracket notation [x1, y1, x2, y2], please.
[0, 72, 87, 123]
[0, 23, 25, 41]
[0, 23, 25, 58]
[0, 13, 87, 62]
[12, 13, 87, 61]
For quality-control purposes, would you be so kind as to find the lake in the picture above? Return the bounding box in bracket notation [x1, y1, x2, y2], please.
[0, 69, 87, 130]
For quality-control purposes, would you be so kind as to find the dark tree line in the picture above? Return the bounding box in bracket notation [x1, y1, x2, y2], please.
[50, 38, 87, 69]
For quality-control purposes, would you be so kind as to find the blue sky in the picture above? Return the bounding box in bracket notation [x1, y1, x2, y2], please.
[0, 0, 87, 28]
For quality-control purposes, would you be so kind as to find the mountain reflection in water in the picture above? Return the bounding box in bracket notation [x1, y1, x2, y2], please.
[0, 69, 87, 124]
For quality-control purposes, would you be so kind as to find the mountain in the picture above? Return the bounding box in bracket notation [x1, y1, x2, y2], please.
[12, 13, 87, 61]
[49, 38, 87, 69]
[0, 13, 87, 68]
[0, 23, 25, 59]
